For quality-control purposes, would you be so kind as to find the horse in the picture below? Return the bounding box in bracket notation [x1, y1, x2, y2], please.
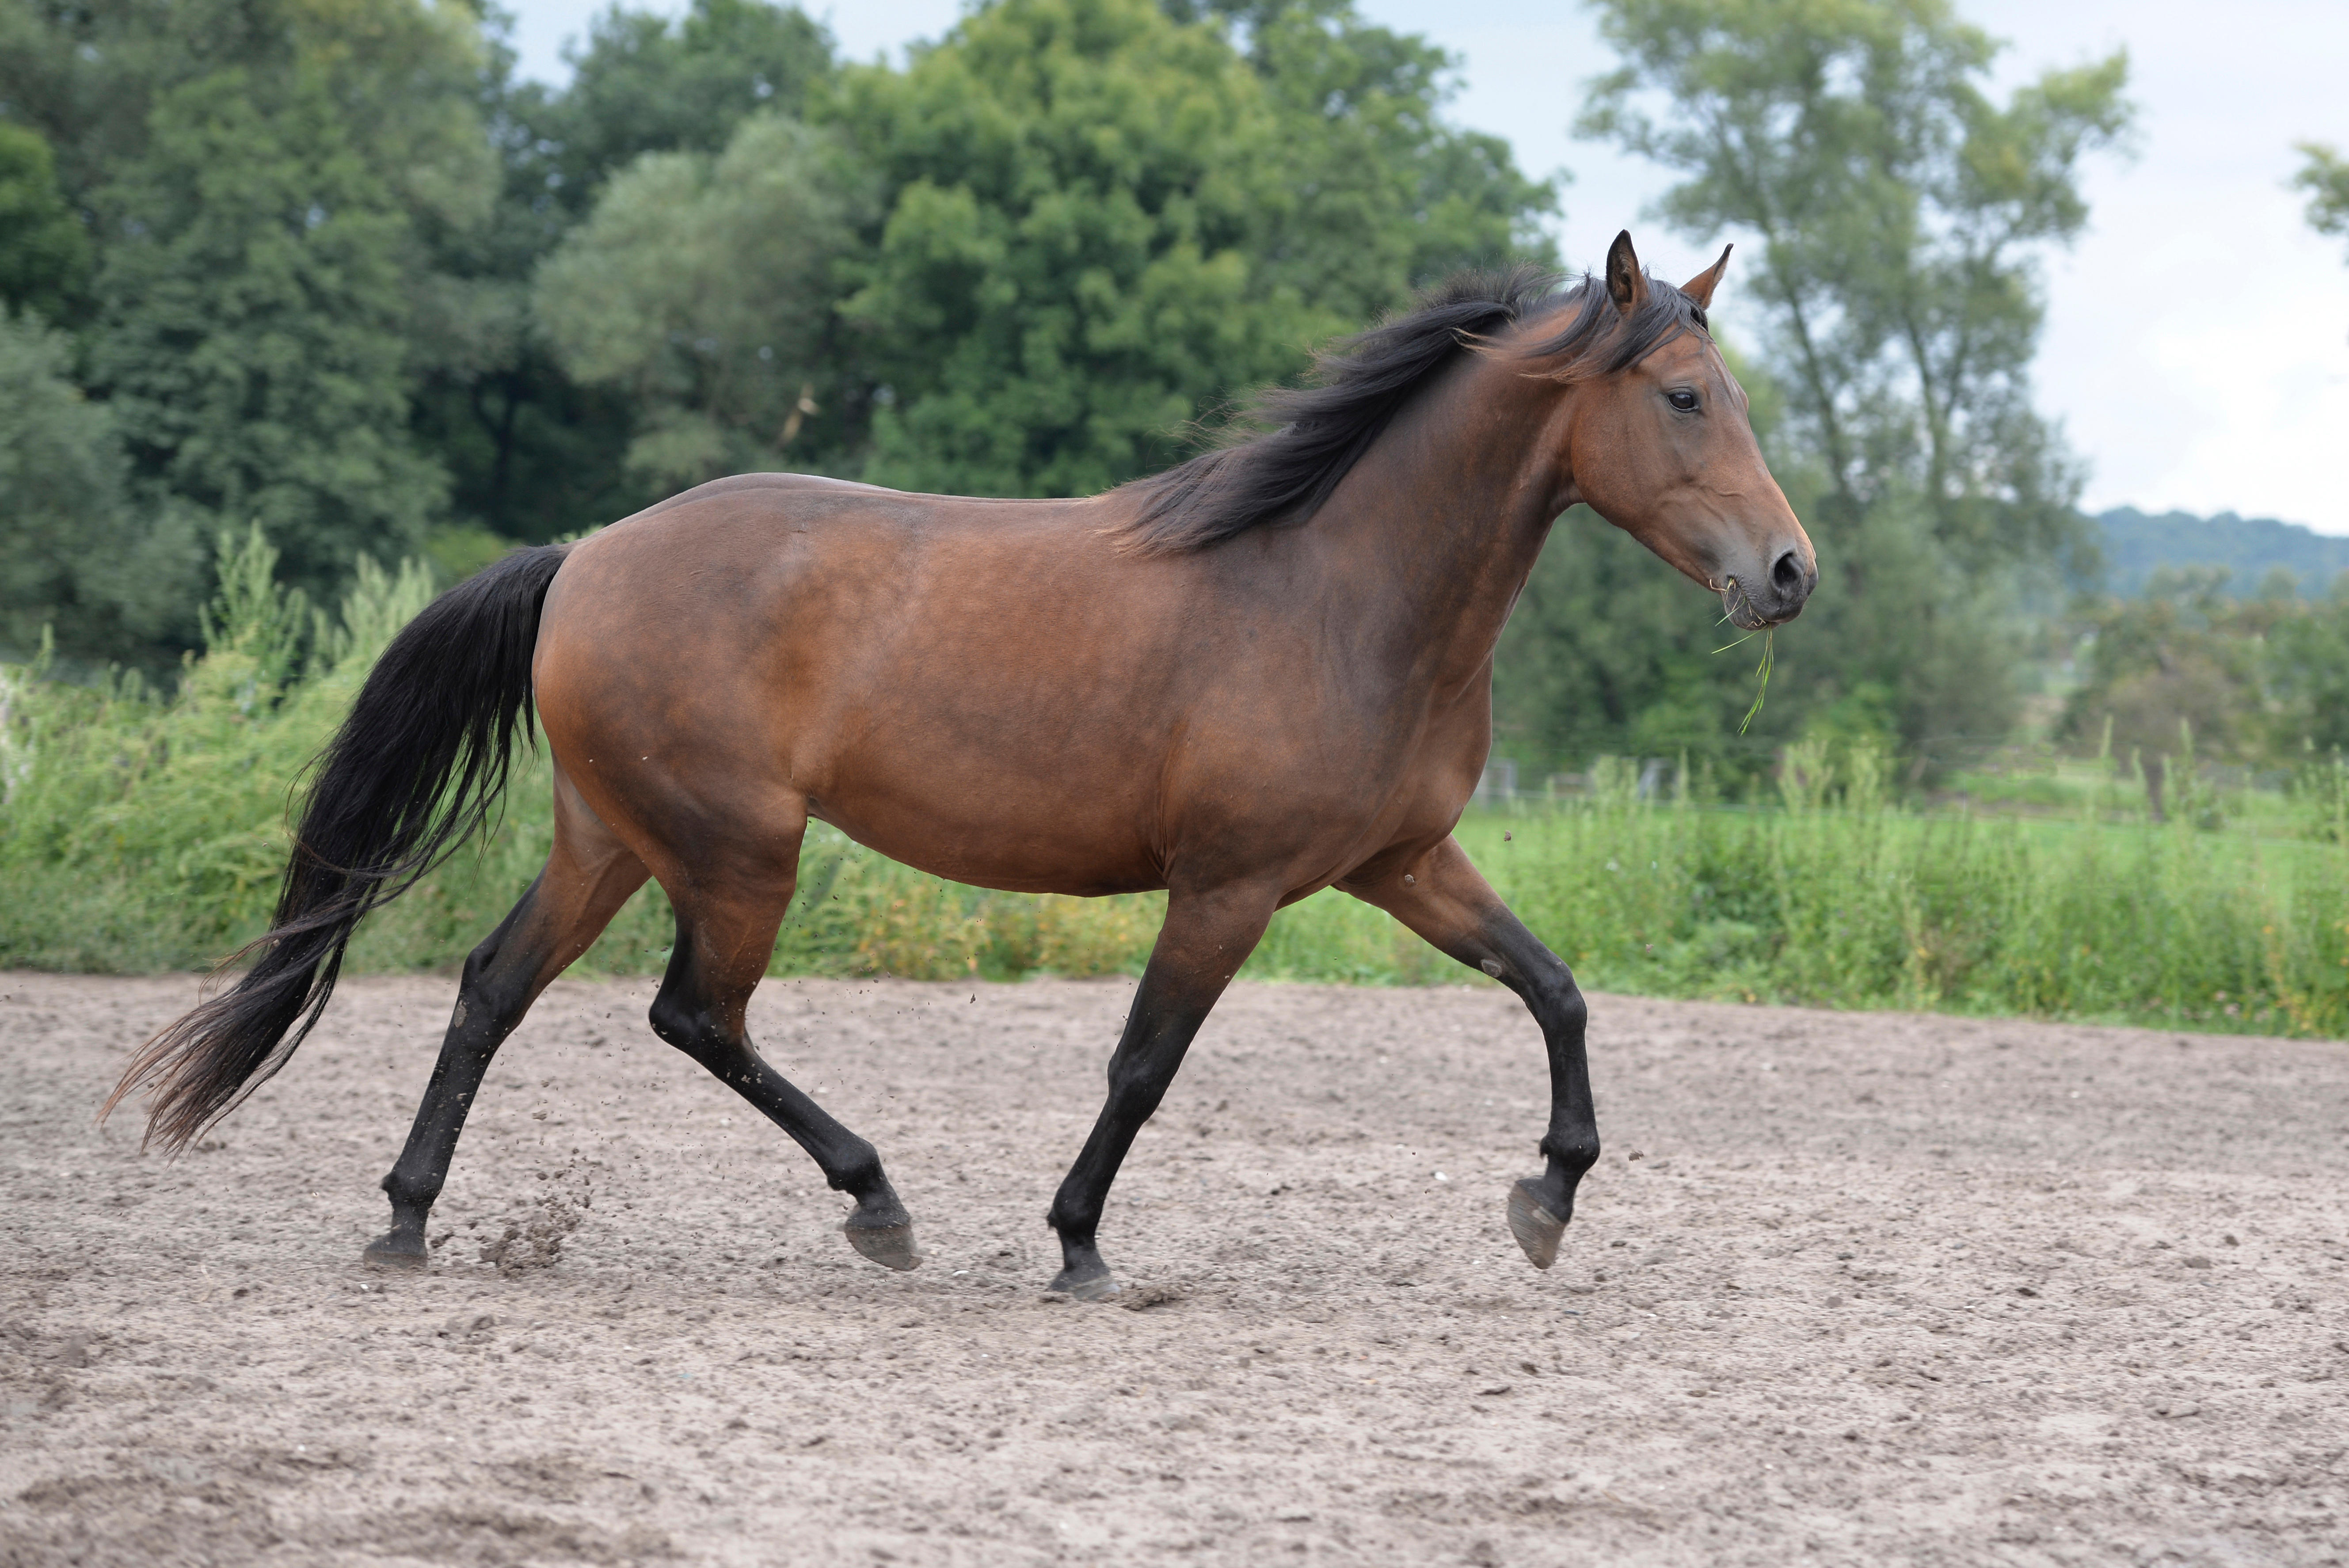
[108, 231, 1814, 1299]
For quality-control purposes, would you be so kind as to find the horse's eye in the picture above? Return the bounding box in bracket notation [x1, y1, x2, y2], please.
[1668, 390, 1700, 412]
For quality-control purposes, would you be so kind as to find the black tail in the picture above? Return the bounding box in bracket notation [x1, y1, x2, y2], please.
[107, 544, 573, 1152]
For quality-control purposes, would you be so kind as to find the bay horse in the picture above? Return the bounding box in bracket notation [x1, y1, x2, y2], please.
[109, 232, 1814, 1298]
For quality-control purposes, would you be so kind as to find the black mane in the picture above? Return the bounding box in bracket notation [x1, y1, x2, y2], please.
[1116, 262, 1709, 554]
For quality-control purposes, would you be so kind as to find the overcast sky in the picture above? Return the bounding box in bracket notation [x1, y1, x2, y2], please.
[501, 0, 2349, 535]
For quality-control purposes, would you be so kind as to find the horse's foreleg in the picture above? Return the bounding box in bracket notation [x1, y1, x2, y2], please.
[367, 793, 648, 1268]
[650, 873, 921, 1272]
[1342, 837, 1596, 1270]
[1046, 882, 1277, 1299]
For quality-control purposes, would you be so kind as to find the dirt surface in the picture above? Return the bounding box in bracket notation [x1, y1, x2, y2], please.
[2, 971, 2345, 1568]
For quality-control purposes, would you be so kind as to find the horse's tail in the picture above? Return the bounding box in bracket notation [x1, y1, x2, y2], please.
[106, 543, 573, 1153]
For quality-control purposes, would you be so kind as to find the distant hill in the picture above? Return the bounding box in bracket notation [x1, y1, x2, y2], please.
[2092, 507, 2349, 598]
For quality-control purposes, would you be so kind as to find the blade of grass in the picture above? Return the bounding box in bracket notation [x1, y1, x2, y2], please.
[1739, 630, 1774, 735]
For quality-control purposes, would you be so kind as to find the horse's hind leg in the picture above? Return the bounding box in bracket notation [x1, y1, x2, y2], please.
[1343, 836, 1596, 1270]
[649, 860, 920, 1271]
[363, 773, 648, 1267]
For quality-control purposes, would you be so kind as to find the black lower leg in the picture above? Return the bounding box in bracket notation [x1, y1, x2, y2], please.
[1046, 888, 1268, 1297]
[1344, 839, 1600, 1271]
[648, 930, 918, 1269]
[1044, 991, 1213, 1296]
[1481, 913, 1599, 1268]
[365, 899, 544, 1267]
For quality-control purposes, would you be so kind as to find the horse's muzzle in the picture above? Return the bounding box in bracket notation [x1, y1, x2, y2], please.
[1723, 545, 1815, 628]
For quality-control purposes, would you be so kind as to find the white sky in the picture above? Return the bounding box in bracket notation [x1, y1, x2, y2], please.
[501, 0, 2349, 535]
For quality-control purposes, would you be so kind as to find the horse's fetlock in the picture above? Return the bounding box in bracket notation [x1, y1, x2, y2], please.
[827, 1140, 885, 1195]
[1046, 1198, 1098, 1242]
[381, 1166, 442, 1214]
[1543, 1131, 1601, 1174]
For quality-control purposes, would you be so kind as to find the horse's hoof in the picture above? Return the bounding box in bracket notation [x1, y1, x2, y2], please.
[842, 1221, 922, 1272]
[1507, 1179, 1568, 1271]
[1047, 1267, 1121, 1302]
[362, 1231, 428, 1271]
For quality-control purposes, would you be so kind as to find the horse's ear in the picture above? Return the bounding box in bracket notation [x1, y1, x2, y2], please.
[1680, 244, 1732, 309]
[1605, 230, 1649, 316]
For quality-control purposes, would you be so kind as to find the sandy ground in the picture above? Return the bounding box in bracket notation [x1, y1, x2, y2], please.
[0, 971, 2345, 1568]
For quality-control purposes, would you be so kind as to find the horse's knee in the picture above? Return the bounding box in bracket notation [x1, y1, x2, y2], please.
[1523, 966, 1584, 1035]
[1103, 1056, 1176, 1119]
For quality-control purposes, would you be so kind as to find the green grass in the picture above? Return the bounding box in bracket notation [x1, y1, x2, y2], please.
[2, 545, 2344, 1039]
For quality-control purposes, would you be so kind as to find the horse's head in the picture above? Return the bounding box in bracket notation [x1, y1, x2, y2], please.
[1538, 232, 1816, 630]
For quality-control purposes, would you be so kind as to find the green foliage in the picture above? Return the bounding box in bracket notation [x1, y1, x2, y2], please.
[85, 28, 487, 599]
[1536, 0, 2132, 776]
[2, 0, 502, 608]
[829, 0, 1556, 496]
[2062, 569, 2268, 757]
[0, 308, 203, 662]
[1212, 0, 1561, 323]
[533, 114, 873, 489]
[0, 526, 434, 971]
[1581, 0, 2130, 562]
[405, 0, 841, 546]
[2266, 586, 2349, 756]
[1499, 433, 2018, 783]
[1489, 790, 2347, 1039]
[509, 0, 837, 222]
[420, 522, 517, 586]
[0, 122, 90, 320]
[830, 0, 1325, 495]
[2295, 141, 2349, 252]
[2053, 569, 2349, 819]
[198, 523, 312, 693]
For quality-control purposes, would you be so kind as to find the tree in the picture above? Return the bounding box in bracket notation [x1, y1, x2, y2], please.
[0, 309, 202, 661]
[827, 0, 1321, 497]
[1557, 0, 2132, 771]
[1189, 0, 1559, 323]
[409, 0, 841, 547]
[1580, 0, 2128, 566]
[89, 65, 471, 598]
[2264, 582, 2349, 757]
[825, 0, 1556, 497]
[509, 0, 836, 224]
[2059, 569, 2286, 819]
[2296, 141, 2349, 255]
[0, 122, 89, 322]
[3, 0, 496, 601]
[533, 114, 872, 490]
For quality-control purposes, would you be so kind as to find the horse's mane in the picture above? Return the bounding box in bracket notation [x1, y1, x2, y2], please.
[1115, 261, 1709, 555]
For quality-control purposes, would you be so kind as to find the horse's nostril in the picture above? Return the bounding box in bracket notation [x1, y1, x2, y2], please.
[1770, 548, 1808, 600]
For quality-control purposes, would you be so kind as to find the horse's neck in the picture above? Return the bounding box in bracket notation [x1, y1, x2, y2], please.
[1313, 363, 1569, 700]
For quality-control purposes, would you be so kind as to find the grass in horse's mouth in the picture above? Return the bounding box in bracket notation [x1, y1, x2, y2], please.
[1714, 623, 1775, 735]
